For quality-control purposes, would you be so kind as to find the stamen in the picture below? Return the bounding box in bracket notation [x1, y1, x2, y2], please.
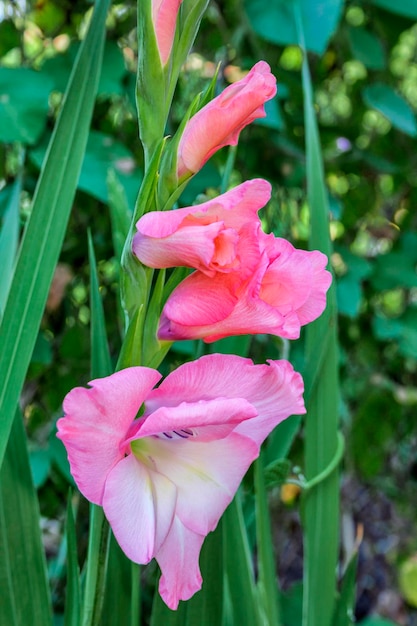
[173, 430, 188, 439]
[157, 429, 195, 440]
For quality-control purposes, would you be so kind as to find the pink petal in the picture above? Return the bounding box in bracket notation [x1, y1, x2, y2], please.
[152, 0, 183, 65]
[155, 516, 204, 610]
[160, 271, 239, 331]
[158, 238, 332, 342]
[133, 180, 270, 276]
[133, 396, 257, 441]
[57, 367, 161, 504]
[158, 255, 287, 342]
[234, 359, 306, 446]
[177, 62, 277, 176]
[260, 239, 331, 316]
[135, 180, 271, 238]
[103, 454, 177, 563]
[146, 354, 305, 446]
[143, 433, 258, 535]
[296, 250, 332, 325]
[133, 222, 220, 272]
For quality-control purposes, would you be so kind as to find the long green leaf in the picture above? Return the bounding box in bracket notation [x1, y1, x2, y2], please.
[331, 549, 359, 626]
[88, 231, 112, 379]
[254, 453, 281, 626]
[0, 177, 21, 314]
[80, 234, 112, 626]
[0, 411, 53, 625]
[64, 495, 82, 626]
[151, 592, 186, 626]
[294, 6, 341, 626]
[0, 0, 110, 468]
[223, 497, 260, 626]
[107, 169, 131, 264]
[185, 524, 224, 626]
[150, 522, 224, 626]
[101, 536, 133, 626]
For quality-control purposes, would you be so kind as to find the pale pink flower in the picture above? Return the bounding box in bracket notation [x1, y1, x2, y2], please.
[57, 355, 305, 609]
[152, 0, 183, 65]
[176, 61, 277, 178]
[132, 179, 271, 278]
[158, 237, 332, 342]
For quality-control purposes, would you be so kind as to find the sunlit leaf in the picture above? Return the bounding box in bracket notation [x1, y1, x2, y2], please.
[0, 68, 53, 144]
[30, 130, 142, 205]
[363, 83, 417, 137]
[348, 27, 386, 70]
[371, 0, 417, 19]
[244, 0, 344, 54]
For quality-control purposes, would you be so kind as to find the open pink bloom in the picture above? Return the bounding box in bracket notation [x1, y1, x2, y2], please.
[176, 61, 277, 178]
[152, 0, 183, 65]
[158, 237, 332, 342]
[132, 179, 271, 277]
[57, 355, 305, 610]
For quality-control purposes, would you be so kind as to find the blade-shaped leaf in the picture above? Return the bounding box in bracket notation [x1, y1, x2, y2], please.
[331, 549, 358, 626]
[185, 524, 224, 626]
[0, 411, 53, 625]
[100, 536, 133, 626]
[254, 453, 281, 625]
[64, 495, 81, 626]
[0, 177, 21, 314]
[296, 4, 341, 626]
[88, 232, 112, 379]
[223, 497, 260, 626]
[0, 0, 111, 469]
[80, 232, 112, 626]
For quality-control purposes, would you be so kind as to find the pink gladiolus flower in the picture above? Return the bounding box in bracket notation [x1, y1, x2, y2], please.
[132, 179, 271, 277]
[57, 355, 305, 609]
[158, 237, 332, 342]
[176, 61, 277, 178]
[152, 0, 183, 65]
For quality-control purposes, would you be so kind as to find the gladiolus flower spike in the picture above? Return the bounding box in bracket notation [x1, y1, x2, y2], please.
[57, 354, 305, 610]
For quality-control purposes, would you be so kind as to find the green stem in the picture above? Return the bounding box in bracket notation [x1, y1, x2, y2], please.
[82, 505, 110, 626]
[304, 432, 344, 493]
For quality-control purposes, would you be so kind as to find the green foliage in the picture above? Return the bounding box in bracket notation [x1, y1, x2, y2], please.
[371, 0, 417, 19]
[362, 83, 417, 136]
[399, 556, 417, 608]
[41, 41, 127, 96]
[348, 27, 386, 71]
[0, 68, 52, 144]
[244, 0, 344, 54]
